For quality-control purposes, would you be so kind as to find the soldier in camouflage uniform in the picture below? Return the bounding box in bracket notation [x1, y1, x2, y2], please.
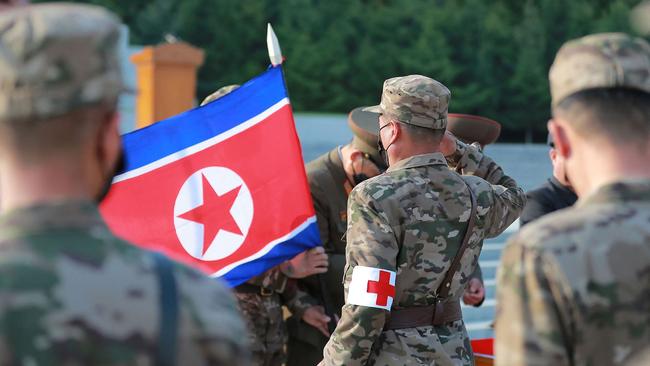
[289, 110, 495, 365]
[202, 86, 331, 366]
[495, 33, 650, 366]
[0, 4, 250, 365]
[321, 75, 525, 366]
[235, 267, 326, 366]
[287, 107, 387, 366]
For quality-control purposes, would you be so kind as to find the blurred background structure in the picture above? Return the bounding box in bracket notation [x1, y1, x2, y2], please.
[39, 0, 646, 141]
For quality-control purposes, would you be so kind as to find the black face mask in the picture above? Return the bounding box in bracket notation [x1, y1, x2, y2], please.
[96, 150, 125, 204]
[351, 156, 370, 185]
[377, 124, 393, 167]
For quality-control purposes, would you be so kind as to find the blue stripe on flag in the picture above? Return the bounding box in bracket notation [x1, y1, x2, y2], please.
[220, 222, 322, 287]
[121, 66, 287, 173]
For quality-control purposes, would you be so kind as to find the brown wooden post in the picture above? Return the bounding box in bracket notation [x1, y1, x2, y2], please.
[130, 42, 205, 129]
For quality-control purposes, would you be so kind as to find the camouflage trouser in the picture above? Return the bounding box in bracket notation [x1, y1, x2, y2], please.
[368, 321, 474, 366]
[235, 292, 286, 366]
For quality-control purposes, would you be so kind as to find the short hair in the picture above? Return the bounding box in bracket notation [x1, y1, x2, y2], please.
[0, 101, 117, 164]
[398, 121, 444, 145]
[552, 88, 650, 149]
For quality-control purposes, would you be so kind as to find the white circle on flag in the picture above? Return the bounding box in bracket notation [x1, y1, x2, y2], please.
[174, 166, 253, 261]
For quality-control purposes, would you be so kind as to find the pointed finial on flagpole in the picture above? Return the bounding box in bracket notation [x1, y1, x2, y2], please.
[267, 23, 283, 66]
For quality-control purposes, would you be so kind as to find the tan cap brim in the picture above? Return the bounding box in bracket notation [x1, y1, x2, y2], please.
[447, 113, 501, 146]
[361, 105, 381, 114]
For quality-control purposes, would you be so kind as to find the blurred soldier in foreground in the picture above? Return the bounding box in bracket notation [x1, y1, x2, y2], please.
[287, 107, 387, 366]
[321, 75, 525, 366]
[202, 87, 330, 366]
[519, 133, 577, 226]
[496, 33, 650, 366]
[0, 4, 249, 365]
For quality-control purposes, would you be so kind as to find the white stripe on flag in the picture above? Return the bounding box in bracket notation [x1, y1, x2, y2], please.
[211, 215, 318, 278]
[113, 98, 291, 183]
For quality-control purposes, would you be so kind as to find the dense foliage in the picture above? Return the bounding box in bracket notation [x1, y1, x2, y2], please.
[39, 0, 645, 140]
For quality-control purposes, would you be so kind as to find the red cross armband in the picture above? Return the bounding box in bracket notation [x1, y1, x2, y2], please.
[347, 266, 396, 310]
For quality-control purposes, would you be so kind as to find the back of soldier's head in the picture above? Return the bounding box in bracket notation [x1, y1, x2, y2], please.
[0, 3, 124, 160]
[549, 33, 650, 148]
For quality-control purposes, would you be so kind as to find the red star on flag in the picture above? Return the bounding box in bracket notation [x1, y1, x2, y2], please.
[178, 174, 243, 255]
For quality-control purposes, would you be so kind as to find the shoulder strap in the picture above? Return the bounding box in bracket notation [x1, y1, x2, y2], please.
[152, 252, 178, 366]
[436, 181, 478, 299]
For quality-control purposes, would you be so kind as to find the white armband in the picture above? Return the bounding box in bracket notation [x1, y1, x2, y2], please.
[347, 266, 396, 311]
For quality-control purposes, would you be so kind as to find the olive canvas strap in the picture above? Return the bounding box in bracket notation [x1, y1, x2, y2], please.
[153, 252, 179, 366]
[437, 182, 478, 299]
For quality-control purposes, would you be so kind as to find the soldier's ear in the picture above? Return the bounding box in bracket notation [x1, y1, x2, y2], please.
[548, 119, 571, 160]
[388, 121, 401, 145]
[96, 110, 121, 175]
[349, 150, 363, 162]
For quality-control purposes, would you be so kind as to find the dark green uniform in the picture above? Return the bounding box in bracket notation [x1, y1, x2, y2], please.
[287, 148, 348, 366]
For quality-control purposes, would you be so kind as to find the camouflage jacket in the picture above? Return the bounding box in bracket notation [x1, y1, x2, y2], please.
[0, 201, 250, 366]
[495, 179, 650, 366]
[245, 267, 315, 318]
[239, 259, 317, 356]
[322, 141, 525, 366]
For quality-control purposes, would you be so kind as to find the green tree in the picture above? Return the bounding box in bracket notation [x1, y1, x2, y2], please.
[34, 0, 646, 140]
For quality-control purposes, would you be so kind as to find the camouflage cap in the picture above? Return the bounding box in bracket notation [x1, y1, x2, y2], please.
[347, 107, 387, 170]
[0, 3, 125, 121]
[632, 1, 650, 36]
[549, 33, 650, 106]
[200, 84, 240, 106]
[366, 75, 450, 130]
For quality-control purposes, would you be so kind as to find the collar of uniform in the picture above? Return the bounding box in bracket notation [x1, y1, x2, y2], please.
[549, 176, 578, 201]
[327, 147, 347, 185]
[0, 200, 109, 235]
[577, 179, 650, 207]
[386, 152, 447, 173]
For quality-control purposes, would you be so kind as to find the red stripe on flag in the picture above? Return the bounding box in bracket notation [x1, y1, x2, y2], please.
[100, 105, 314, 276]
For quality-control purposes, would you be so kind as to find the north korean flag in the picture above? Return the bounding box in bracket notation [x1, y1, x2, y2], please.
[100, 66, 321, 287]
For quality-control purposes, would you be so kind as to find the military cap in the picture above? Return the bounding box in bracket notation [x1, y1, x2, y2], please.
[200, 84, 240, 106]
[0, 3, 125, 121]
[365, 75, 451, 130]
[549, 33, 650, 106]
[348, 107, 387, 170]
[447, 113, 501, 146]
[632, 1, 650, 36]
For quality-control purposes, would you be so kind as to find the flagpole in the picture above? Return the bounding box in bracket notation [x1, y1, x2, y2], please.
[266, 23, 338, 334]
[266, 23, 283, 66]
